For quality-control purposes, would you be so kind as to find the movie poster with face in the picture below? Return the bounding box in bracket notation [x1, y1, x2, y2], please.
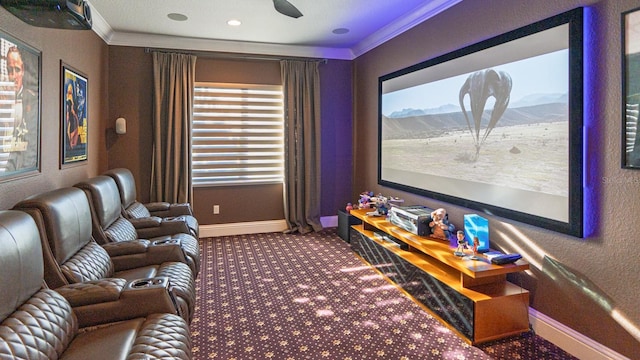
[61, 63, 88, 165]
[0, 32, 40, 179]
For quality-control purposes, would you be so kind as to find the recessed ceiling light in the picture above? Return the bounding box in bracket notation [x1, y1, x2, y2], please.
[227, 19, 242, 26]
[332, 28, 350, 35]
[167, 13, 188, 21]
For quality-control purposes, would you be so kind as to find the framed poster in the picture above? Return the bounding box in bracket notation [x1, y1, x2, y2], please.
[378, 8, 584, 237]
[622, 7, 640, 168]
[61, 62, 88, 166]
[0, 30, 41, 180]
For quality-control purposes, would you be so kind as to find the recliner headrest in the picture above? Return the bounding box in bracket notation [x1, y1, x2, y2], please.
[104, 168, 137, 208]
[74, 175, 123, 229]
[0, 210, 44, 321]
[13, 187, 93, 266]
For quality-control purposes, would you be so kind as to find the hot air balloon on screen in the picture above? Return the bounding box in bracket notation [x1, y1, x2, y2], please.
[459, 69, 512, 160]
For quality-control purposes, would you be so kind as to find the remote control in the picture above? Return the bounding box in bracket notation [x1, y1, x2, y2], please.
[490, 253, 522, 265]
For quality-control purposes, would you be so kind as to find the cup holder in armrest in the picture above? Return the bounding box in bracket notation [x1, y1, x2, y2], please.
[129, 276, 169, 289]
[121, 276, 176, 316]
[152, 239, 180, 246]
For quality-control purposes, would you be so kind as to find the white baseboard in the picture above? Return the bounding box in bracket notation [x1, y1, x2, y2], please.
[199, 220, 288, 237]
[529, 308, 630, 360]
[200, 216, 338, 238]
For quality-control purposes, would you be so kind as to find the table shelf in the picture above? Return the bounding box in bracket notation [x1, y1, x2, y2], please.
[349, 208, 530, 344]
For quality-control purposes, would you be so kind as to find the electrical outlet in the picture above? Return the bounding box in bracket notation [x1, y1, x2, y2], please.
[213, 205, 220, 214]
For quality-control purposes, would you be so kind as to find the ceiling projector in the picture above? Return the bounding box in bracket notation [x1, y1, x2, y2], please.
[0, 0, 92, 30]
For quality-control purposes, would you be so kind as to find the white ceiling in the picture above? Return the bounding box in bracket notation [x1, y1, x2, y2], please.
[87, 0, 462, 60]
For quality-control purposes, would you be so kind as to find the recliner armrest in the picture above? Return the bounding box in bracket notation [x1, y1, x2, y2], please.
[102, 239, 151, 257]
[55, 278, 126, 307]
[107, 240, 188, 272]
[147, 202, 193, 217]
[144, 202, 171, 212]
[56, 277, 179, 328]
[129, 216, 163, 228]
[135, 219, 191, 239]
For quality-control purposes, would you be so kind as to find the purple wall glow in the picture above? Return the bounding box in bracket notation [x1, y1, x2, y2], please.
[320, 60, 354, 216]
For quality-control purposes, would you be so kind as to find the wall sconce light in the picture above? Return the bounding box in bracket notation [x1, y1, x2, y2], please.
[115, 117, 127, 135]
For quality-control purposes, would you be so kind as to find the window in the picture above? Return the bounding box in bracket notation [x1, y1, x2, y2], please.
[192, 82, 284, 186]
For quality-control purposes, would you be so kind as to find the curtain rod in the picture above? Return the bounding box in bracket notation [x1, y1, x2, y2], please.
[144, 47, 328, 64]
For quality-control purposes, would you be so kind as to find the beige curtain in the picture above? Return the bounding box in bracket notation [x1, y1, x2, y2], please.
[151, 52, 197, 204]
[281, 60, 323, 234]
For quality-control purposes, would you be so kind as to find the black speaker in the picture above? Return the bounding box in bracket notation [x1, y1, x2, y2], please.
[0, 0, 92, 30]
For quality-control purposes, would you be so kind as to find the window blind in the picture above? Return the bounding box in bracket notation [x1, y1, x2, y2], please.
[192, 82, 284, 186]
[0, 80, 16, 172]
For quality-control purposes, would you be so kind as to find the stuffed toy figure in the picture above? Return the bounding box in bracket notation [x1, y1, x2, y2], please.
[429, 208, 455, 240]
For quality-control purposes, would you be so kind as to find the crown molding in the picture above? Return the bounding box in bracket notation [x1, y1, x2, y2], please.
[107, 31, 355, 60]
[86, 0, 112, 42]
[88, 0, 461, 60]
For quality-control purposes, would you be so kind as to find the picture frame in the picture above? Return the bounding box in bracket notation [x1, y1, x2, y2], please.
[60, 62, 88, 166]
[0, 30, 41, 180]
[378, 8, 584, 237]
[622, 7, 640, 169]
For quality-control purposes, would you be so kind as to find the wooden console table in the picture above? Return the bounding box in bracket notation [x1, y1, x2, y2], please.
[349, 208, 530, 344]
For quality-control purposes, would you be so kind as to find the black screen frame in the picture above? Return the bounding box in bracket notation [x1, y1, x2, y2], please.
[377, 8, 584, 237]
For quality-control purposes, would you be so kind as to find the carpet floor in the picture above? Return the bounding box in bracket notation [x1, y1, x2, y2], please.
[191, 228, 578, 360]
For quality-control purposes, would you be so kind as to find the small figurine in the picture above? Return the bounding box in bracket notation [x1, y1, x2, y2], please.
[358, 191, 372, 209]
[358, 192, 403, 217]
[388, 196, 404, 207]
[345, 202, 353, 213]
[429, 208, 455, 240]
[366, 195, 387, 217]
[454, 230, 467, 256]
[377, 202, 389, 215]
[470, 236, 481, 260]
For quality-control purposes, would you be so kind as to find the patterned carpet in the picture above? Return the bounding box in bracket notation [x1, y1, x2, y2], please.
[191, 228, 577, 360]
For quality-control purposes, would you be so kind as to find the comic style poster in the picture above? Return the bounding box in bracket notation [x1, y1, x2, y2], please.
[61, 63, 87, 165]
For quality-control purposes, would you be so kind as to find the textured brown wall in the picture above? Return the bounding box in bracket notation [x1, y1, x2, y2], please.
[107, 52, 354, 224]
[353, 0, 639, 357]
[107, 46, 153, 203]
[319, 59, 354, 216]
[106, 53, 285, 220]
[0, 7, 108, 210]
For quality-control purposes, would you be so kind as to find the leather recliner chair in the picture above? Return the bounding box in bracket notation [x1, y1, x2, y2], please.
[75, 175, 200, 278]
[12, 187, 196, 323]
[0, 210, 192, 360]
[104, 167, 199, 238]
